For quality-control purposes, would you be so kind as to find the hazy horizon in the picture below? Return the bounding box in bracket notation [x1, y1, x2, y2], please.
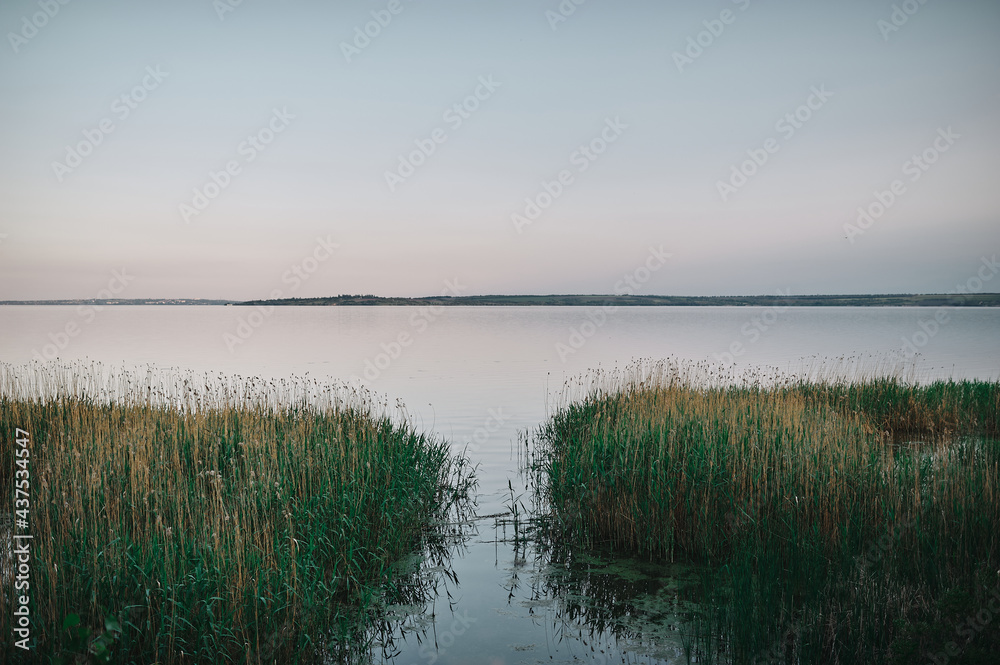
[4, 290, 1000, 303]
[2, 1, 998, 301]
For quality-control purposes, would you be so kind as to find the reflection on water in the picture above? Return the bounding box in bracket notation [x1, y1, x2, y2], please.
[342, 515, 486, 665]
[518, 547, 712, 664]
[3, 306, 999, 663]
[363, 506, 723, 665]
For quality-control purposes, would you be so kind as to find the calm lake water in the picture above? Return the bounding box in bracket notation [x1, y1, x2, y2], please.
[2, 305, 999, 663]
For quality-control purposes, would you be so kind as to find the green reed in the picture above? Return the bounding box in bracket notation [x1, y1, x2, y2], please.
[0, 361, 475, 663]
[530, 359, 1000, 664]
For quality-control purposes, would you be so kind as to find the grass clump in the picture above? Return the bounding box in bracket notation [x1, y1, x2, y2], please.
[531, 359, 1000, 664]
[0, 362, 475, 663]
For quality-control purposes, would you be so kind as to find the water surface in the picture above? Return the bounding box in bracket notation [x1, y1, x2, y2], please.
[2, 305, 998, 663]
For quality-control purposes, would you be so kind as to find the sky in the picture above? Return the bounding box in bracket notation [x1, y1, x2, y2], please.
[0, 0, 998, 300]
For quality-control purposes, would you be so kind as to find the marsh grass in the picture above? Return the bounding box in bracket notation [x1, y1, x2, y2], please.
[530, 359, 1000, 664]
[0, 361, 475, 663]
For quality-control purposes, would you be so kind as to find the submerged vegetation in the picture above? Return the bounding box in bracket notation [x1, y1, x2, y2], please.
[0, 362, 475, 663]
[530, 359, 1000, 664]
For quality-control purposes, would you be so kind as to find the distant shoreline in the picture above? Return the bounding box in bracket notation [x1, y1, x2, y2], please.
[3, 294, 1000, 307]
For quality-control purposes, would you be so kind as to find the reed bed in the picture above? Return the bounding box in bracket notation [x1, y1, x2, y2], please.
[0, 361, 475, 663]
[531, 359, 1000, 664]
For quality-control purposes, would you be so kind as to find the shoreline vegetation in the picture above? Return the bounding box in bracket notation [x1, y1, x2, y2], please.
[3, 356, 998, 663]
[0, 362, 476, 663]
[2, 293, 1000, 307]
[528, 359, 1000, 664]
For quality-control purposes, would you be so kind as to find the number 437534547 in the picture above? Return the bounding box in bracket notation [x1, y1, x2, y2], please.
[15, 428, 30, 521]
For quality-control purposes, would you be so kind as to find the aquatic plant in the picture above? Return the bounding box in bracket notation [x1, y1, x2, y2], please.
[530, 358, 1000, 664]
[0, 361, 475, 663]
